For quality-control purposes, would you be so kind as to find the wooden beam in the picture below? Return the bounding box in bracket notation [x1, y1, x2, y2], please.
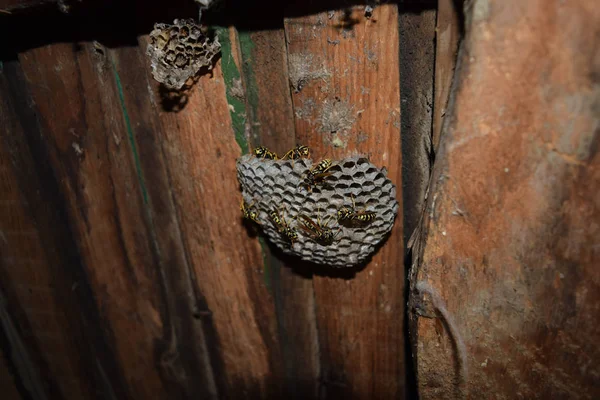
[410, 0, 600, 398]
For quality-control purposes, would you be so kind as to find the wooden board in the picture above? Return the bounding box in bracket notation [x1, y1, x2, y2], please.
[228, 24, 321, 398]
[0, 57, 111, 400]
[409, 0, 600, 398]
[398, 2, 436, 244]
[284, 4, 405, 398]
[432, 0, 460, 151]
[134, 30, 286, 397]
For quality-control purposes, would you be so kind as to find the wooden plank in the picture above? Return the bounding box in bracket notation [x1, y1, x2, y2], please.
[107, 42, 219, 399]
[232, 24, 320, 398]
[0, 58, 117, 400]
[432, 0, 460, 151]
[284, 4, 404, 399]
[410, 0, 600, 398]
[14, 39, 217, 399]
[398, 2, 436, 243]
[135, 27, 287, 396]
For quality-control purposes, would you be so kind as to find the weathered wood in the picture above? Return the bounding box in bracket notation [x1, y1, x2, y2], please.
[13, 40, 220, 399]
[108, 42, 220, 399]
[398, 2, 436, 243]
[284, 4, 404, 398]
[136, 27, 287, 396]
[432, 0, 460, 151]
[0, 57, 124, 400]
[410, 0, 600, 398]
[232, 25, 321, 399]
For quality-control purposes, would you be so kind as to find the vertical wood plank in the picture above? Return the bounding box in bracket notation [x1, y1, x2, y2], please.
[398, 2, 436, 243]
[232, 23, 321, 398]
[284, 4, 404, 399]
[432, 0, 460, 151]
[14, 39, 217, 399]
[411, 0, 600, 398]
[0, 58, 121, 400]
[108, 42, 220, 399]
[133, 27, 287, 396]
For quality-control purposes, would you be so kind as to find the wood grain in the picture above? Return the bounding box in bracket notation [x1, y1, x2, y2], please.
[432, 0, 460, 151]
[398, 2, 436, 244]
[0, 57, 116, 400]
[233, 26, 321, 399]
[136, 28, 287, 396]
[14, 40, 219, 399]
[284, 4, 404, 398]
[410, 0, 600, 398]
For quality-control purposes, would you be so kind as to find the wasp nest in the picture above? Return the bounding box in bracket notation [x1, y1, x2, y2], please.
[236, 155, 398, 267]
[147, 19, 221, 90]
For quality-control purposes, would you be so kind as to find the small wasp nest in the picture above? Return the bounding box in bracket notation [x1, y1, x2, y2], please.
[147, 19, 221, 90]
[236, 155, 398, 267]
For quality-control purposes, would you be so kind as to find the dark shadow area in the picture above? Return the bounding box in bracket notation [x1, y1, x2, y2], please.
[397, 2, 440, 400]
[1, 0, 399, 54]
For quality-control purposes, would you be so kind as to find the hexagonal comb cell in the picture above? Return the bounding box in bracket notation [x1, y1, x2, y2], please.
[236, 154, 399, 267]
[146, 19, 221, 90]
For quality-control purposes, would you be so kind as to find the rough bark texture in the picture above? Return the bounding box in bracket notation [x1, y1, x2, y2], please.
[409, 0, 600, 398]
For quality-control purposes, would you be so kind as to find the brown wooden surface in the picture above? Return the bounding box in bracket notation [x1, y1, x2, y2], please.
[0, 2, 409, 400]
[432, 0, 460, 151]
[1, 30, 287, 399]
[284, 4, 404, 398]
[0, 56, 118, 400]
[233, 24, 321, 399]
[398, 2, 436, 244]
[409, 0, 600, 398]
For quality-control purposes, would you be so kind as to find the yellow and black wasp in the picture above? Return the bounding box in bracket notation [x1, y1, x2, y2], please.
[270, 208, 298, 245]
[337, 194, 377, 226]
[240, 199, 260, 225]
[297, 210, 341, 246]
[300, 159, 334, 192]
[253, 145, 278, 160]
[281, 145, 310, 160]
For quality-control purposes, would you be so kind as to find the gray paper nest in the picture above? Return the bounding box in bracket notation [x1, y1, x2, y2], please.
[236, 154, 398, 267]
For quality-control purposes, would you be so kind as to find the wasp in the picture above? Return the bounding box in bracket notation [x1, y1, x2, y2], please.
[270, 208, 298, 245]
[297, 210, 341, 246]
[301, 159, 334, 191]
[282, 145, 310, 160]
[337, 194, 377, 226]
[240, 199, 260, 225]
[254, 145, 278, 160]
